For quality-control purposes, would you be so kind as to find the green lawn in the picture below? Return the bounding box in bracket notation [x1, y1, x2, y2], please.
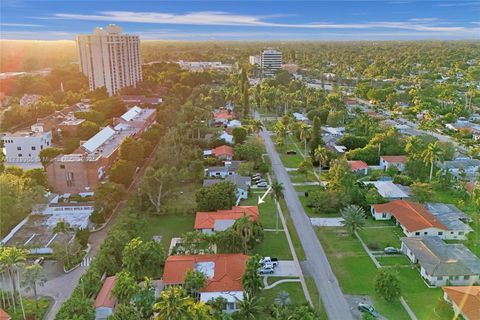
[141, 214, 196, 250]
[298, 195, 341, 217]
[280, 153, 304, 168]
[294, 185, 324, 193]
[288, 171, 318, 183]
[241, 196, 280, 229]
[376, 255, 411, 266]
[358, 226, 403, 250]
[282, 201, 306, 261]
[253, 231, 293, 260]
[304, 275, 327, 319]
[261, 282, 308, 306]
[7, 297, 51, 320]
[266, 276, 299, 285]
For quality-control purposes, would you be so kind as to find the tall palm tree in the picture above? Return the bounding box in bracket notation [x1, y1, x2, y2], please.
[299, 124, 312, 159]
[270, 180, 285, 231]
[405, 136, 423, 160]
[313, 146, 329, 180]
[53, 219, 73, 267]
[237, 292, 263, 320]
[21, 264, 47, 309]
[0, 246, 27, 315]
[422, 141, 442, 182]
[340, 205, 367, 236]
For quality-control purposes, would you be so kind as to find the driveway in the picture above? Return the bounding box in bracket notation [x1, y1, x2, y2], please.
[310, 217, 345, 227]
[272, 260, 299, 277]
[258, 122, 353, 320]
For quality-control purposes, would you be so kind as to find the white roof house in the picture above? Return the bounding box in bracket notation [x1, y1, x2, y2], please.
[81, 126, 116, 153]
[121, 106, 142, 121]
[364, 181, 409, 199]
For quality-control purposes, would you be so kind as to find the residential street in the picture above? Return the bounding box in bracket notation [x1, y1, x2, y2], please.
[259, 128, 354, 320]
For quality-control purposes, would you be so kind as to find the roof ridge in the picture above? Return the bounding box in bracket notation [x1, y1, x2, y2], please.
[401, 200, 448, 230]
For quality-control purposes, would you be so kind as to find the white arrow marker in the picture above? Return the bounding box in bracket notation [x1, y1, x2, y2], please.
[257, 186, 272, 205]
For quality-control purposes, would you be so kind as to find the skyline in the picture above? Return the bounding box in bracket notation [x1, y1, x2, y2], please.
[1, 1, 480, 41]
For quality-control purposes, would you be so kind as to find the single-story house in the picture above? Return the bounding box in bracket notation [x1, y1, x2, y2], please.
[204, 174, 251, 200]
[293, 112, 308, 122]
[363, 181, 409, 199]
[194, 206, 259, 234]
[371, 200, 471, 240]
[205, 161, 243, 178]
[401, 236, 480, 287]
[162, 254, 248, 313]
[95, 276, 117, 320]
[379, 155, 407, 172]
[204, 145, 234, 160]
[347, 160, 369, 175]
[220, 131, 234, 144]
[0, 309, 11, 320]
[439, 158, 480, 180]
[214, 109, 237, 125]
[227, 120, 242, 128]
[443, 286, 480, 320]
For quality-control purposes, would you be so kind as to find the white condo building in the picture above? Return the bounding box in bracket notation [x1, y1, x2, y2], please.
[261, 49, 282, 78]
[2, 125, 52, 169]
[77, 25, 142, 96]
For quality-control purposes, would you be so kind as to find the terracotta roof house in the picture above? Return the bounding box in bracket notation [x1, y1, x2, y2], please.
[380, 155, 407, 172]
[211, 145, 234, 160]
[347, 160, 369, 174]
[443, 286, 480, 320]
[95, 276, 117, 320]
[163, 253, 248, 313]
[401, 236, 480, 287]
[0, 309, 11, 320]
[371, 200, 472, 240]
[195, 206, 259, 233]
[214, 109, 237, 125]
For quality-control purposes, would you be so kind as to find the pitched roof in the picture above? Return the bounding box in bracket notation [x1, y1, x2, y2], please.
[443, 286, 480, 320]
[195, 206, 259, 230]
[162, 254, 248, 292]
[401, 236, 480, 276]
[372, 200, 447, 232]
[0, 309, 10, 320]
[211, 145, 234, 158]
[94, 276, 117, 308]
[347, 160, 369, 171]
[381, 155, 407, 164]
[214, 110, 236, 121]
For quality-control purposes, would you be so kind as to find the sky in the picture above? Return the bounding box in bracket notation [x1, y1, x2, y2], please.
[1, 0, 479, 41]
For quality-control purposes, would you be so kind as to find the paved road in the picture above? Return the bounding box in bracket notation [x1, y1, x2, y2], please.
[260, 129, 353, 320]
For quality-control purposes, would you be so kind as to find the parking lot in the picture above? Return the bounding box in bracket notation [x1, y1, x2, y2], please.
[260, 260, 299, 277]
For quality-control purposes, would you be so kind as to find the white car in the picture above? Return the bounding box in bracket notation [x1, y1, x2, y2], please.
[257, 182, 269, 188]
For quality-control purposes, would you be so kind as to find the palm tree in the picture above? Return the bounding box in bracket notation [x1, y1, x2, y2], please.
[53, 219, 73, 267]
[299, 124, 312, 159]
[0, 246, 27, 316]
[270, 180, 284, 231]
[274, 290, 291, 307]
[237, 292, 263, 320]
[405, 136, 423, 160]
[249, 120, 263, 136]
[21, 264, 47, 309]
[313, 146, 328, 180]
[340, 205, 367, 236]
[154, 286, 196, 320]
[422, 141, 442, 182]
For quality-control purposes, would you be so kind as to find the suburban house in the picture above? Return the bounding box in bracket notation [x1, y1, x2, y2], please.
[401, 236, 480, 287]
[220, 131, 234, 144]
[347, 160, 369, 174]
[443, 286, 480, 320]
[439, 158, 480, 180]
[204, 145, 234, 161]
[0, 309, 11, 320]
[379, 155, 407, 172]
[205, 161, 243, 178]
[214, 109, 237, 125]
[162, 254, 248, 312]
[95, 276, 117, 320]
[194, 206, 259, 234]
[204, 174, 251, 200]
[371, 200, 472, 240]
[363, 181, 409, 199]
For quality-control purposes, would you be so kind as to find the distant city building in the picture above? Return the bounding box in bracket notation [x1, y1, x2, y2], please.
[177, 61, 231, 72]
[77, 25, 142, 96]
[19, 94, 42, 107]
[261, 49, 282, 78]
[2, 124, 52, 169]
[249, 55, 261, 65]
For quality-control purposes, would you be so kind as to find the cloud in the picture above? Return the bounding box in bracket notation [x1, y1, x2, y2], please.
[1, 22, 44, 27]
[48, 10, 476, 34]
[436, 2, 480, 7]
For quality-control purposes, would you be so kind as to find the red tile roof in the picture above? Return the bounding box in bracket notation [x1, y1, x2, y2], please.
[443, 286, 480, 320]
[163, 254, 248, 292]
[347, 160, 369, 171]
[195, 206, 259, 230]
[465, 181, 476, 194]
[214, 110, 237, 121]
[95, 276, 117, 308]
[372, 200, 447, 232]
[211, 145, 234, 158]
[381, 155, 407, 164]
[0, 309, 10, 320]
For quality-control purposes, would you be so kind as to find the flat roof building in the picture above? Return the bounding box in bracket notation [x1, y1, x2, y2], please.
[261, 49, 282, 78]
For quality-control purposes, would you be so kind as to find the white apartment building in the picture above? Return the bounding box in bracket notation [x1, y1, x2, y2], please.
[77, 25, 142, 96]
[261, 49, 282, 78]
[3, 125, 52, 169]
[249, 55, 261, 65]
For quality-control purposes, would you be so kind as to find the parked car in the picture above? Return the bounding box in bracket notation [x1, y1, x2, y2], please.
[286, 150, 297, 155]
[34, 257, 45, 265]
[252, 176, 263, 181]
[358, 303, 380, 318]
[252, 173, 262, 178]
[384, 247, 400, 254]
[257, 182, 269, 188]
[259, 256, 279, 268]
[256, 179, 267, 184]
[258, 266, 275, 275]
